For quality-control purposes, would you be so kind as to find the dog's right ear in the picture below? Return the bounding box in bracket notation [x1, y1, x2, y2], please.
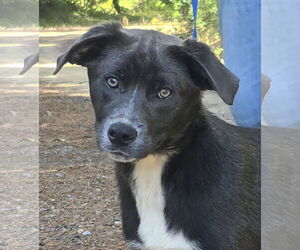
[167, 40, 239, 105]
[54, 23, 132, 74]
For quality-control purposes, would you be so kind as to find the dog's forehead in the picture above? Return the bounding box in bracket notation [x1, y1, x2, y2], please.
[121, 45, 183, 85]
[100, 38, 179, 77]
[90, 28, 188, 88]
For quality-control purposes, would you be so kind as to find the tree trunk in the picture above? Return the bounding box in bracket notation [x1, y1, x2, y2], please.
[113, 0, 121, 14]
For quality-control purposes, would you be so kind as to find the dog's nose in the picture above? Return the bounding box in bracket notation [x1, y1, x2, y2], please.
[108, 123, 137, 146]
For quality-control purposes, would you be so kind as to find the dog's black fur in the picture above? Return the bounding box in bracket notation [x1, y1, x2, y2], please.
[117, 116, 260, 250]
[55, 23, 260, 250]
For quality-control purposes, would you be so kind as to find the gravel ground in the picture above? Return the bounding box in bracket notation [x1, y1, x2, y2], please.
[39, 96, 130, 250]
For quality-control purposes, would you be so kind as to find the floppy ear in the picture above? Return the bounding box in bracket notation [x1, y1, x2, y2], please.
[54, 23, 133, 74]
[168, 39, 239, 105]
[19, 52, 39, 75]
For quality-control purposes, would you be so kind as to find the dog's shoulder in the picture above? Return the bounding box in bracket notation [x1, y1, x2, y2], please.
[206, 113, 260, 147]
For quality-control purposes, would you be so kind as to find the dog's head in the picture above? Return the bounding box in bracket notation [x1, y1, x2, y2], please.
[55, 23, 239, 162]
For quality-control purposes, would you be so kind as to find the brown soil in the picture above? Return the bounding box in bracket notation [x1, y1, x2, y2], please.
[39, 95, 130, 250]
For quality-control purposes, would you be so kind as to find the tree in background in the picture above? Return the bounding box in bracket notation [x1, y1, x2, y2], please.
[113, 0, 122, 14]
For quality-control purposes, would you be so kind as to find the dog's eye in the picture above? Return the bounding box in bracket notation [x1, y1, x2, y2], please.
[106, 77, 119, 88]
[158, 88, 172, 99]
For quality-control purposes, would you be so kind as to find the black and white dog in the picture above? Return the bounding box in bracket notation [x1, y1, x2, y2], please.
[55, 23, 260, 250]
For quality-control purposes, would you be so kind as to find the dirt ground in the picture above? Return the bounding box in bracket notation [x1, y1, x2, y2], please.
[39, 95, 129, 250]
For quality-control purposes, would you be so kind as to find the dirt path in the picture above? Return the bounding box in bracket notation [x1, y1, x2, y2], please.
[39, 96, 128, 250]
[0, 31, 39, 249]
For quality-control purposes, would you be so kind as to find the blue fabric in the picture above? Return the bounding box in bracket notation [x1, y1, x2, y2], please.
[219, 0, 261, 128]
[192, 0, 199, 39]
[262, 0, 300, 128]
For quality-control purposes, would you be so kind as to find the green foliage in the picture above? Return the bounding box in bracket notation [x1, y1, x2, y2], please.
[197, 0, 221, 54]
[38, 0, 218, 30]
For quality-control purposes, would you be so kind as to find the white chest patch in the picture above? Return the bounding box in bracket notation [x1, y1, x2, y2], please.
[131, 155, 198, 250]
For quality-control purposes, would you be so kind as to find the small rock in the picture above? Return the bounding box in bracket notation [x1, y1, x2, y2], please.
[113, 216, 121, 221]
[22, 173, 32, 178]
[56, 138, 66, 142]
[73, 235, 80, 239]
[95, 210, 102, 215]
[45, 214, 56, 218]
[92, 180, 100, 185]
[55, 173, 63, 178]
[82, 230, 92, 236]
[113, 221, 121, 227]
[77, 229, 84, 234]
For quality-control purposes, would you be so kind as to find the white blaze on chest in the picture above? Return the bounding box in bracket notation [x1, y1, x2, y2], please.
[131, 155, 197, 250]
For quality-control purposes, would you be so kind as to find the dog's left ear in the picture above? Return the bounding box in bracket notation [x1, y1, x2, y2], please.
[53, 23, 133, 74]
[168, 39, 239, 105]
